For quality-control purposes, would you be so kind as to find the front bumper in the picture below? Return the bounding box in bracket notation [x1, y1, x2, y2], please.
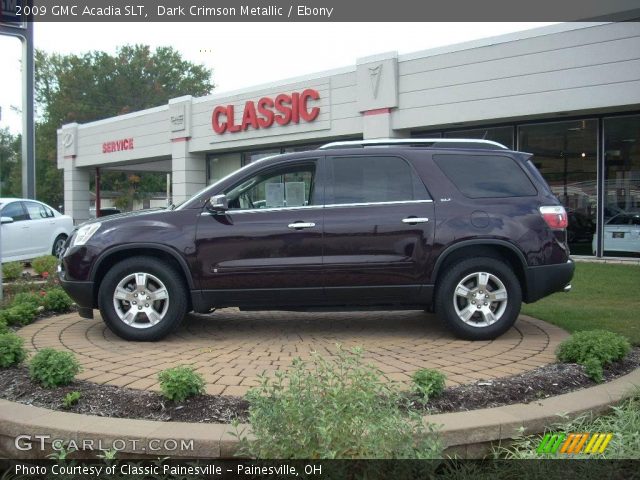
[58, 267, 94, 319]
[523, 259, 575, 303]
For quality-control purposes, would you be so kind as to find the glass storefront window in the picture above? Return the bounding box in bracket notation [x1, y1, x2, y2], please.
[603, 115, 640, 257]
[411, 131, 442, 138]
[245, 150, 280, 164]
[207, 143, 330, 185]
[284, 143, 322, 153]
[445, 126, 514, 149]
[518, 120, 598, 256]
[207, 153, 242, 185]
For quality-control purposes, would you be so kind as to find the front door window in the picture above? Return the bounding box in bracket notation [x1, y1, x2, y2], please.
[225, 164, 316, 210]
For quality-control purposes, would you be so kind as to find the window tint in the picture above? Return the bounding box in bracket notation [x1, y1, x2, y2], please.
[1, 202, 28, 221]
[225, 163, 316, 210]
[434, 154, 537, 198]
[608, 214, 629, 225]
[608, 214, 640, 226]
[24, 201, 52, 220]
[329, 156, 429, 204]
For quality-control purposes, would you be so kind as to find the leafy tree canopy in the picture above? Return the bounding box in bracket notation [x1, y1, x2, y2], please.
[35, 45, 214, 210]
[37, 45, 214, 125]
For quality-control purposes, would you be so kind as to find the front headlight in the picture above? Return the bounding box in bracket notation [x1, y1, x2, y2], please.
[71, 222, 102, 247]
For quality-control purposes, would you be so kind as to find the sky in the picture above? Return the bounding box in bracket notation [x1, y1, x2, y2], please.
[0, 22, 557, 133]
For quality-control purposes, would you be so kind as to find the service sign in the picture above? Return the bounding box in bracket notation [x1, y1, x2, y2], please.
[1, 0, 26, 28]
[212, 88, 320, 134]
[102, 138, 134, 153]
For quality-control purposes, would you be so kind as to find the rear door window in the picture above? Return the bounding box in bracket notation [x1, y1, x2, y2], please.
[327, 155, 430, 205]
[434, 154, 537, 198]
[24, 201, 51, 220]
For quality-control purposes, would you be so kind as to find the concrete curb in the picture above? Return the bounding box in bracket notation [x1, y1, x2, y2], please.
[1, 367, 638, 459]
[431, 366, 640, 457]
[572, 256, 640, 266]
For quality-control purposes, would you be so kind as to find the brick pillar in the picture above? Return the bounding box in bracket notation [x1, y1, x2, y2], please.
[58, 123, 90, 224]
[63, 160, 91, 225]
[171, 141, 206, 205]
[168, 95, 206, 204]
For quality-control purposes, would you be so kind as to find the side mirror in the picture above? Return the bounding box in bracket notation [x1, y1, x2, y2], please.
[208, 194, 228, 212]
[0, 216, 14, 224]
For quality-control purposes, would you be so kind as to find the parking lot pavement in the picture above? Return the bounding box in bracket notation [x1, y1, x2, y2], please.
[17, 309, 568, 396]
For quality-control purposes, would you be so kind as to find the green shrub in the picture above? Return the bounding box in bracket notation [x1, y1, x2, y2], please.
[42, 288, 73, 312]
[31, 255, 58, 277]
[556, 330, 631, 383]
[0, 302, 39, 326]
[0, 317, 7, 335]
[2, 262, 23, 281]
[62, 391, 81, 408]
[12, 291, 42, 308]
[29, 348, 81, 388]
[236, 346, 441, 459]
[0, 333, 27, 367]
[411, 368, 447, 400]
[158, 366, 205, 402]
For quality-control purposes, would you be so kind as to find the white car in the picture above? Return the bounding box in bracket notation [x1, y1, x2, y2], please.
[0, 198, 74, 262]
[592, 211, 640, 255]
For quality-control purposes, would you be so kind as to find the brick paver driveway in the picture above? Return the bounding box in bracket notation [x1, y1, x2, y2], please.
[18, 310, 567, 396]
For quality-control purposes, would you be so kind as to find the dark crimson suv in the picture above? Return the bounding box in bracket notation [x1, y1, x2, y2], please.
[59, 139, 574, 341]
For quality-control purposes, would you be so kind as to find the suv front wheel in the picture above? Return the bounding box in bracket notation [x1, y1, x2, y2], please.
[435, 257, 522, 340]
[98, 256, 188, 341]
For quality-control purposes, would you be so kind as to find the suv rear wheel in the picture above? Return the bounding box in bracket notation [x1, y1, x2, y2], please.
[435, 257, 521, 340]
[98, 256, 188, 341]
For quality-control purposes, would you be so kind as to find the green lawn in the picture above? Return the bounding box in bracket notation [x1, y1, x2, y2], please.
[522, 262, 640, 345]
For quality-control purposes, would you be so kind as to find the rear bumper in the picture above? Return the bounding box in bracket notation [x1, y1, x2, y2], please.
[524, 259, 575, 303]
[58, 270, 94, 319]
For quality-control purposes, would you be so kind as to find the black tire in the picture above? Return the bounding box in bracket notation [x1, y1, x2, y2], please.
[52, 234, 67, 257]
[98, 256, 188, 341]
[435, 257, 522, 340]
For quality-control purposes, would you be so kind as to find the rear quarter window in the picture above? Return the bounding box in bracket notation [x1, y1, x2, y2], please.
[433, 154, 537, 198]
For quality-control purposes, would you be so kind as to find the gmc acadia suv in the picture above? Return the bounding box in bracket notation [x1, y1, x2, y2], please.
[59, 139, 574, 341]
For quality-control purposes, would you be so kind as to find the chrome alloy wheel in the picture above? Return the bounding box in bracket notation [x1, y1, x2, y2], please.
[112, 272, 170, 329]
[54, 237, 66, 257]
[452, 271, 508, 328]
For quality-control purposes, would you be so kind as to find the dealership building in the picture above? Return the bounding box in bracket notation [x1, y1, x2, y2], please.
[57, 22, 640, 257]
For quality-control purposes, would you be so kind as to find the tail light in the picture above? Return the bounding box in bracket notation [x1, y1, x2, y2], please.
[539, 206, 568, 229]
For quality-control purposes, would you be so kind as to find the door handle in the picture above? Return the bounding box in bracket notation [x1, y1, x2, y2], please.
[402, 217, 429, 224]
[288, 222, 316, 229]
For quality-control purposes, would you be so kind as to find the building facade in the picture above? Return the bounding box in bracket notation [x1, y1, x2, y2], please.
[58, 22, 640, 257]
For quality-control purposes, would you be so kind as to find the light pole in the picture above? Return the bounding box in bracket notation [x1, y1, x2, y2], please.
[1, 15, 35, 199]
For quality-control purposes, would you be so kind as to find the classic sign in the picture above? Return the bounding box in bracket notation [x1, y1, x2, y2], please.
[212, 89, 320, 134]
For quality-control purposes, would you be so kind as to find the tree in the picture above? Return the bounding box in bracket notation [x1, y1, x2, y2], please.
[0, 128, 21, 198]
[35, 45, 214, 208]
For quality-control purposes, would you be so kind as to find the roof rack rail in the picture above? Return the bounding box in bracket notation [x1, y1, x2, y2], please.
[318, 138, 509, 150]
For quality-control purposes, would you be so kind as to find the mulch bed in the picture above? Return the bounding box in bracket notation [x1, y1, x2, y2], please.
[0, 348, 638, 423]
[412, 347, 640, 414]
[0, 366, 249, 423]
